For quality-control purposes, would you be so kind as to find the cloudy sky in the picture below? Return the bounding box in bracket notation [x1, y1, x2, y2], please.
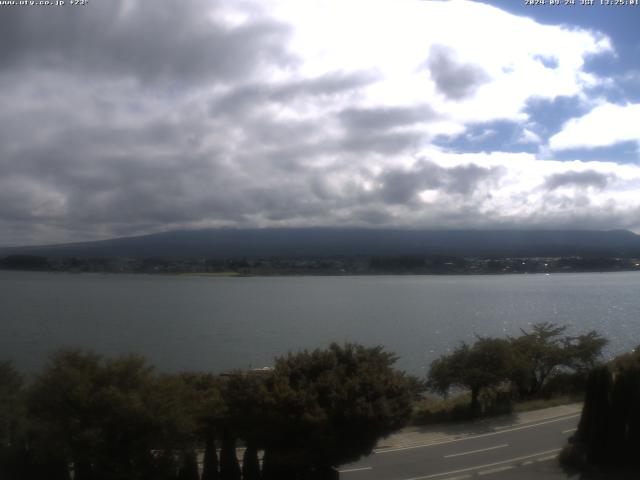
[1, 0, 640, 246]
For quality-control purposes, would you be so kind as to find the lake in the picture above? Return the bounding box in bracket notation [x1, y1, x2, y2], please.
[1, 270, 639, 375]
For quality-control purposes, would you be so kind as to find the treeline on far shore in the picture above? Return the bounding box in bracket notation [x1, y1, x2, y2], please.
[2, 253, 640, 275]
[1, 326, 639, 479]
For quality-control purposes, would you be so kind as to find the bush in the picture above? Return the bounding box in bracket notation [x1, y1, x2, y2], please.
[542, 372, 587, 399]
[411, 394, 475, 425]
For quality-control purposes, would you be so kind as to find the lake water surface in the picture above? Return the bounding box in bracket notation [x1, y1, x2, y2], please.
[1, 271, 639, 375]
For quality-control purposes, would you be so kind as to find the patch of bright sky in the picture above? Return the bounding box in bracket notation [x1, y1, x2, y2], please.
[437, 0, 640, 162]
[478, 0, 639, 76]
[436, 121, 539, 154]
[551, 141, 640, 164]
[478, 0, 640, 101]
[525, 95, 590, 136]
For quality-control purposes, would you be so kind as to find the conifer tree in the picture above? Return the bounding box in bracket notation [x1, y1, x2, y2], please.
[577, 366, 612, 465]
[154, 450, 179, 480]
[201, 434, 219, 480]
[73, 458, 93, 480]
[177, 450, 199, 480]
[219, 429, 241, 480]
[242, 444, 261, 480]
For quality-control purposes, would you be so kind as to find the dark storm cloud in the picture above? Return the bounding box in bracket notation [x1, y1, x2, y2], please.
[339, 131, 424, 155]
[338, 105, 438, 131]
[376, 163, 442, 205]
[352, 209, 395, 225]
[375, 160, 503, 205]
[544, 170, 613, 190]
[426, 45, 490, 100]
[270, 71, 380, 100]
[0, 0, 293, 84]
[211, 70, 379, 117]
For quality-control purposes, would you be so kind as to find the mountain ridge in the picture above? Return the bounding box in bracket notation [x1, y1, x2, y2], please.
[2, 228, 640, 260]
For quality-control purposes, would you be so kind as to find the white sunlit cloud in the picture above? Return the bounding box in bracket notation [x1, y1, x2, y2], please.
[263, 0, 612, 124]
[549, 102, 640, 151]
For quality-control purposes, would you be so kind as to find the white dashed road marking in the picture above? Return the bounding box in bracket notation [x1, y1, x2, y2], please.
[444, 444, 509, 459]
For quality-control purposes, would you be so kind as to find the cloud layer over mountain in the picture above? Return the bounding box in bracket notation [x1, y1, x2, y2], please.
[1, 0, 639, 246]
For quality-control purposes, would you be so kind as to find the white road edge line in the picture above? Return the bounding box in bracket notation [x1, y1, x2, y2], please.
[478, 465, 514, 476]
[376, 414, 579, 454]
[444, 443, 508, 459]
[400, 448, 562, 480]
[562, 428, 577, 434]
[536, 454, 559, 463]
[338, 466, 372, 473]
[492, 409, 580, 431]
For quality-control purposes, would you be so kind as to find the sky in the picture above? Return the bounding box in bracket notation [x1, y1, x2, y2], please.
[1, 0, 640, 246]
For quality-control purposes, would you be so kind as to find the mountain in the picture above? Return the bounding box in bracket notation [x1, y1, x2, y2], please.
[2, 228, 640, 260]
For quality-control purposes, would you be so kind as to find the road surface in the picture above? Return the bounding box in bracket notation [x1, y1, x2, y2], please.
[339, 409, 579, 480]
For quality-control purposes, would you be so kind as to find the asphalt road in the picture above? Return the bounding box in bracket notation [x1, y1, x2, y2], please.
[339, 412, 579, 480]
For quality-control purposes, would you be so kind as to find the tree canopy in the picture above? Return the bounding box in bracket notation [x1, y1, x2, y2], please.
[568, 346, 640, 470]
[428, 338, 512, 412]
[223, 343, 414, 476]
[428, 323, 608, 411]
[27, 349, 202, 480]
[1, 343, 416, 479]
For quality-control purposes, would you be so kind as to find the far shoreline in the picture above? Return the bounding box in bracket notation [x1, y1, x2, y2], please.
[2, 268, 640, 278]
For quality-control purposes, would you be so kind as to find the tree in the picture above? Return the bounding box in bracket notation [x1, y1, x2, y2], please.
[201, 434, 219, 480]
[577, 366, 612, 465]
[567, 347, 640, 469]
[242, 444, 261, 480]
[509, 323, 568, 397]
[177, 372, 225, 480]
[154, 449, 179, 480]
[215, 344, 413, 477]
[510, 323, 607, 398]
[563, 331, 609, 375]
[0, 361, 23, 448]
[0, 255, 49, 270]
[27, 349, 196, 480]
[177, 450, 199, 480]
[219, 429, 241, 480]
[0, 361, 27, 480]
[254, 343, 413, 477]
[428, 338, 512, 413]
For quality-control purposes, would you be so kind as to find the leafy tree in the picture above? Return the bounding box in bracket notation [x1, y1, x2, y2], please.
[0, 361, 23, 448]
[27, 349, 195, 480]
[577, 366, 613, 465]
[509, 323, 568, 397]
[176, 371, 226, 437]
[177, 371, 225, 480]
[0, 362, 28, 480]
[562, 331, 609, 375]
[568, 347, 640, 469]
[611, 345, 640, 371]
[510, 323, 607, 397]
[253, 343, 413, 477]
[428, 338, 512, 413]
